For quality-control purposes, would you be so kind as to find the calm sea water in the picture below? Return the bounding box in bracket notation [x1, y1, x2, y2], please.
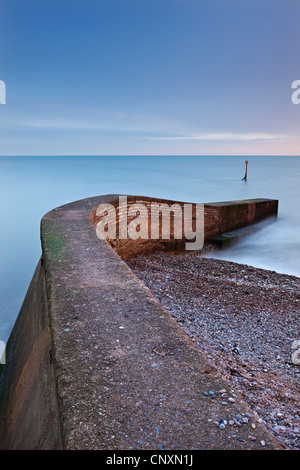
[0, 155, 300, 342]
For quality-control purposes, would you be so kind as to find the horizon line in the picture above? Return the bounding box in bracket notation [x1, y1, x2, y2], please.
[0, 154, 300, 158]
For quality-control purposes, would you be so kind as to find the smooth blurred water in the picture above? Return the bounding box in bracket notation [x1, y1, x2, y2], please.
[0, 155, 299, 342]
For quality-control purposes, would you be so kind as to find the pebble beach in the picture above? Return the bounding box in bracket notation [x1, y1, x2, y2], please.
[126, 253, 300, 450]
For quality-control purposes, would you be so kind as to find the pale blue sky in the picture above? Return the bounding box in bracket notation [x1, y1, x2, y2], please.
[1, 0, 300, 155]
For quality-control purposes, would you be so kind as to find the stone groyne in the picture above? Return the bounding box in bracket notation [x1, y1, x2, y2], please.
[0, 195, 280, 450]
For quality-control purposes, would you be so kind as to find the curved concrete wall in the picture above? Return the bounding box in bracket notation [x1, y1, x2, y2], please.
[0, 195, 280, 450]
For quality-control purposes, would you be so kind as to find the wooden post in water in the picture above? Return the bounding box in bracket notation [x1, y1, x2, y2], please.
[242, 160, 248, 181]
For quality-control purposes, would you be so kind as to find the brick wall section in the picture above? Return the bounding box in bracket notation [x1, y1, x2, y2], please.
[91, 196, 278, 258]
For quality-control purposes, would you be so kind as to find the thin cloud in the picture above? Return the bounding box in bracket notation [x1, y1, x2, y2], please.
[150, 132, 292, 142]
[20, 107, 180, 134]
[21, 119, 119, 131]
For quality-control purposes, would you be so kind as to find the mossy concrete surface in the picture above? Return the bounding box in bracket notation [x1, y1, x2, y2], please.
[0, 195, 281, 450]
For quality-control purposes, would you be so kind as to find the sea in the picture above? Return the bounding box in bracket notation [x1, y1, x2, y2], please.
[0, 155, 300, 342]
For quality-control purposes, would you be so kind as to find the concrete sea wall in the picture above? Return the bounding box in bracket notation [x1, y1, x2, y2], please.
[0, 261, 62, 449]
[0, 195, 280, 450]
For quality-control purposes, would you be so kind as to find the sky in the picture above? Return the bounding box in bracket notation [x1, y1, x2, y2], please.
[0, 0, 300, 156]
